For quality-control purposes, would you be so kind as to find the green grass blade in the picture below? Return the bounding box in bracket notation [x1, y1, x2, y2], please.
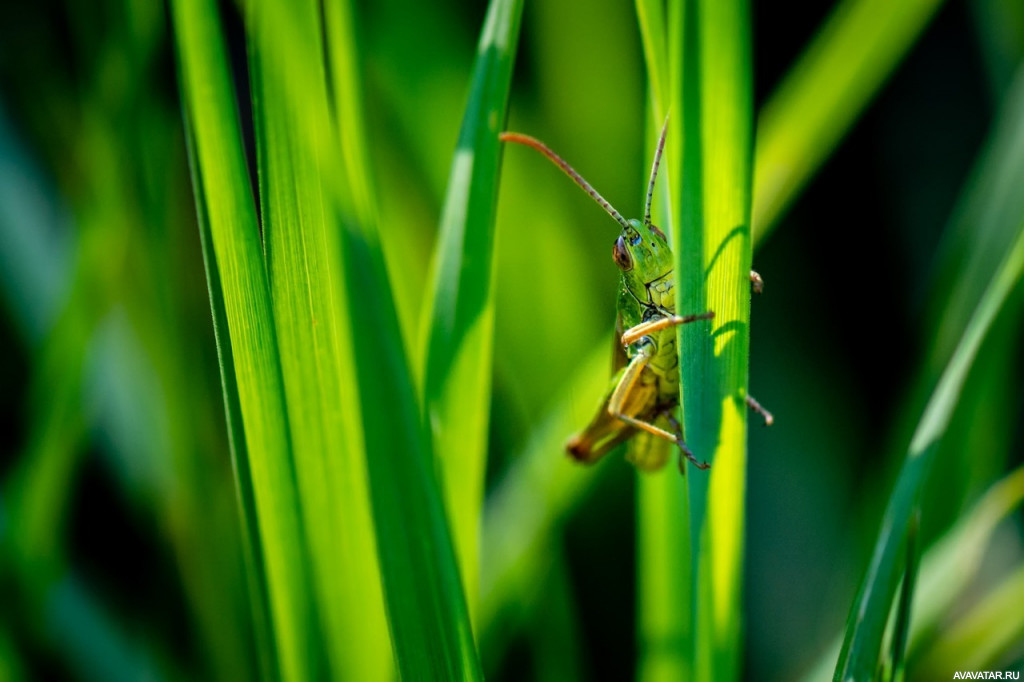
[323, 0, 376, 229]
[834, 224, 1024, 681]
[888, 508, 919, 682]
[242, 0, 482, 675]
[666, 0, 754, 679]
[753, 0, 947, 240]
[339, 227, 483, 680]
[421, 0, 524, 619]
[246, 0, 391, 677]
[170, 1, 314, 679]
[636, 470, 692, 682]
[635, 0, 669, 117]
[187, 121, 276, 682]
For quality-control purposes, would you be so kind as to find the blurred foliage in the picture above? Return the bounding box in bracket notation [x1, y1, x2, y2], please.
[0, 0, 1021, 680]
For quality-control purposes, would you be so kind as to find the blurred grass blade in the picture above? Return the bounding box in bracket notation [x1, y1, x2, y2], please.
[0, 102, 70, 340]
[915, 562, 1024, 673]
[170, 1, 315, 680]
[909, 465, 1024, 651]
[753, 0, 946, 240]
[324, 0, 376, 228]
[525, 551, 588, 682]
[888, 508, 919, 682]
[246, 0, 391, 678]
[635, 0, 669, 117]
[4, 304, 88, 571]
[970, 0, 1024, 98]
[480, 342, 609, 633]
[667, 0, 754, 679]
[927, 65, 1024, 370]
[800, 466, 1024, 682]
[636, 470, 692, 682]
[834, 223, 1024, 681]
[421, 0, 524, 618]
[43, 574, 177, 682]
[0, 624, 26, 682]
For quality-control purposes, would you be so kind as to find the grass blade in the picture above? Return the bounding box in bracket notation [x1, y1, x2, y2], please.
[323, 0, 377, 229]
[636, 470, 692, 682]
[187, 120, 276, 682]
[340, 227, 483, 679]
[753, 0, 947, 239]
[799, 466, 1024, 682]
[246, 0, 391, 677]
[834, 223, 1024, 680]
[421, 0, 524, 618]
[888, 508, 919, 682]
[239, 0, 482, 675]
[664, 0, 755, 679]
[170, 1, 314, 679]
[635, 0, 669, 117]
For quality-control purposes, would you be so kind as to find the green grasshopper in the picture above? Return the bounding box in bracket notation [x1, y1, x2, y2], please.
[500, 120, 772, 472]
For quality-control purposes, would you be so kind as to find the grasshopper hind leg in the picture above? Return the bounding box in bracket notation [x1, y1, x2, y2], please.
[565, 367, 636, 463]
[626, 409, 709, 472]
[664, 411, 709, 471]
[609, 339, 710, 472]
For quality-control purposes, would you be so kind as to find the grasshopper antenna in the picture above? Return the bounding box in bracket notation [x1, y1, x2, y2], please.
[643, 115, 669, 228]
[500, 132, 632, 232]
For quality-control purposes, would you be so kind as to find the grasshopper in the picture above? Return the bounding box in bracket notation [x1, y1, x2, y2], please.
[500, 120, 772, 472]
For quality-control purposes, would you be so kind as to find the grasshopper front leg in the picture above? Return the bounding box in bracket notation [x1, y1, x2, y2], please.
[608, 338, 709, 470]
[620, 311, 715, 346]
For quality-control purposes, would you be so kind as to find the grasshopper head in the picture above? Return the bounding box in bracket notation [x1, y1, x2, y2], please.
[614, 218, 673, 294]
[500, 117, 674, 296]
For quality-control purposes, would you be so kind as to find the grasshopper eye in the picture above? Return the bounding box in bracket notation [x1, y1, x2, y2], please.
[612, 236, 633, 271]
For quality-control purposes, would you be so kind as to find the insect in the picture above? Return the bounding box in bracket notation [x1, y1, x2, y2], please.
[500, 119, 772, 472]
